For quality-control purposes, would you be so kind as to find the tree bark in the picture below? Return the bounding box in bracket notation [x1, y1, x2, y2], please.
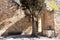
[32, 14, 38, 36]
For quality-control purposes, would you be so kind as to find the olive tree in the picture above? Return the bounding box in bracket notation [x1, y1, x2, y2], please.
[12, 0, 45, 37]
[20, 0, 45, 37]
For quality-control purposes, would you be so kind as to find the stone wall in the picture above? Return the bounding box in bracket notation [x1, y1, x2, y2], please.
[41, 10, 54, 30]
[54, 13, 60, 36]
[54, 0, 60, 37]
[0, 0, 32, 36]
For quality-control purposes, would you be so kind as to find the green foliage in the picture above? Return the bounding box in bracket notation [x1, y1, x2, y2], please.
[20, 0, 45, 11]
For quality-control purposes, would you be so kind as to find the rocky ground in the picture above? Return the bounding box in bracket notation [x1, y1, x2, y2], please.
[0, 35, 60, 40]
[0, 34, 60, 40]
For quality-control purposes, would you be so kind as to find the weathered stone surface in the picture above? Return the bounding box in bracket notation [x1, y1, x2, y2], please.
[54, 0, 60, 37]
[0, 0, 32, 36]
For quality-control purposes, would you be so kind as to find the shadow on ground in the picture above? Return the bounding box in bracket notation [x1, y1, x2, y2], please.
[6, 35, 38, 38]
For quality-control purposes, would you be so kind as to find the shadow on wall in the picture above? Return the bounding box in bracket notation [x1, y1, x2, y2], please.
[1, 17, 32, 37]
[0, 0, 32, 37]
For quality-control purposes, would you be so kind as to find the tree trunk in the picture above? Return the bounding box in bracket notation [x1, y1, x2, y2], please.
[32, 15, 38, 36]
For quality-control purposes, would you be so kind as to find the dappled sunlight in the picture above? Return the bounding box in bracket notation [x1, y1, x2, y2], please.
[0, 9, 25, 35]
